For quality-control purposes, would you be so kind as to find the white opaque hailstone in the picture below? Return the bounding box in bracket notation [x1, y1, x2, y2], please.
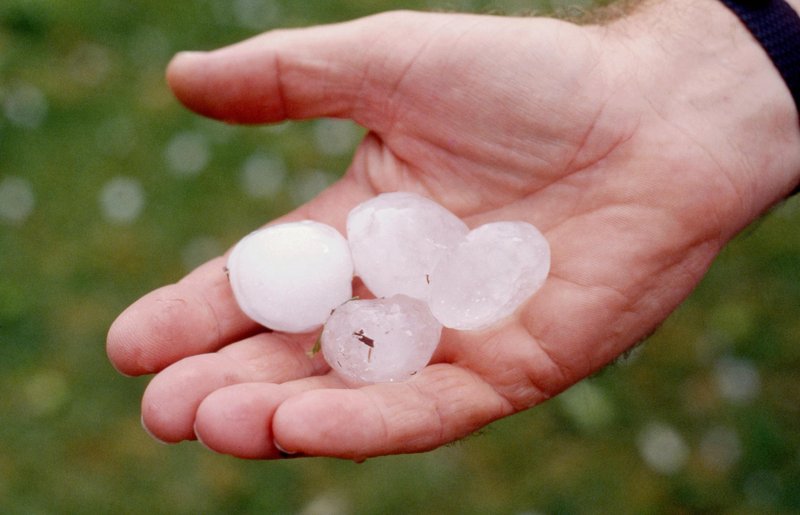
[227, 221, 354, 333]
[428, 221, 550, 330]
[347, 192, 469, 300]
[321, 295, 442, 384]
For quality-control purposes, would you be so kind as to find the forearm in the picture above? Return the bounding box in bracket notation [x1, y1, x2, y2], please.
[593, 0, 800, 231]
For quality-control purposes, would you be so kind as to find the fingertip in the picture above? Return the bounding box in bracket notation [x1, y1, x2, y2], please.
[164, 40, 287, 124]
[168, 50, 208, 68]
[194, 384, 285, 459]
[140, 353, 248, 444]
[106, 260, 257, 377]
[272, 438, 299, 457]
[165, 51, 207, 92]
[141, 381, 198, 444]
[106, 302, 152, 377]
[105, 292, 183, 377]
[165, 50, 219, 119]
[141, 415, 172, 446]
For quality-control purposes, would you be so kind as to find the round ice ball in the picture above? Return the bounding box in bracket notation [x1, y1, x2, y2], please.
[227, 220, 354, 333]
[321, 295, 443, 384]
[428, 221, 550, 330]
[347, 192, 469, 300]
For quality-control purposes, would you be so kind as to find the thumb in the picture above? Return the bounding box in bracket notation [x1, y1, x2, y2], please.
[165, 11, 448, 129]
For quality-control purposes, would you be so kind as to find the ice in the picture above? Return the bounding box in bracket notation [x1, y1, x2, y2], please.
[321, 295, 442, 384]
[227, 221, 353, 333]
[347, 192, 469, 300]
[225, 193, 550, 382]
[428, 221, 550, 330]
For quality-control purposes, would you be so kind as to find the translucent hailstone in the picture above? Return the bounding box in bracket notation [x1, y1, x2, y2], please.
[347, 192, 469, 300]
[227, 221, 353, 333]
[321, 295, 442, 384]
[428, 221, 550, 330]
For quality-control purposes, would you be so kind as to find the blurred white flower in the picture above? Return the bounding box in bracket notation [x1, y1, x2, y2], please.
[558, 381, 615, 431]
[99, 176, 145, 224]
[291, 169, 335, 206]
[3, 83, 48, 129]
[713, 356, 761, 405]
[0, 175, 35, 225]
[240, 152, 286, 199]
[165, 131, 210, 177]
[232, 0, 281, 30]
[637, 422, 690, 475]
[699, 426, 742, 472]
[312, 118, 360, 157]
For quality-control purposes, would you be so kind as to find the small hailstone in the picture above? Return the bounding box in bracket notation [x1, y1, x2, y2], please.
[347, 192, 468, 300]
[321, 295, 442, 384]
[428, 221, 550, 330]
[227, 220, 353, 333]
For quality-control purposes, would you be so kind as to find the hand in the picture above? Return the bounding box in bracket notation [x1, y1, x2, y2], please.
[107, 1, 800, 460]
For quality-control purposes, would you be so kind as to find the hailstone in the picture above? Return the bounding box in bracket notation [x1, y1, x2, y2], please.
[321, 295, 442, 384]
[428, 221, 550, 330]
[227, 220, 353, 333]
[347, 192, 468, 300]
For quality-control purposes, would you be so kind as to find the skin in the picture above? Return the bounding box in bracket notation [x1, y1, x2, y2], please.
[107, 0, 800, 460]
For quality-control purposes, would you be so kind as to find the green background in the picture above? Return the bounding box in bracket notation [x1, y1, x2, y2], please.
[1, 0, 798, 513]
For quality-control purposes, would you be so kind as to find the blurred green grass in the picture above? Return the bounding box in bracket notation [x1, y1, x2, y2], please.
[1, 0, 799, 513]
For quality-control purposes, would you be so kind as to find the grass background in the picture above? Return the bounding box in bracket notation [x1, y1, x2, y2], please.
[1, 0, 799, 513]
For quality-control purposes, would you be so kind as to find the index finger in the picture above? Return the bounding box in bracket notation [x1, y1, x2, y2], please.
[106, 256, 258, 376]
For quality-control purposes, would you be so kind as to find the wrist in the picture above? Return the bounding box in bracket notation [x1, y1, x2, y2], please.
[593, 0, 800, 223]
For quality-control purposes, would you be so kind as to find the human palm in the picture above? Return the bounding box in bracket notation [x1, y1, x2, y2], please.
[107, 10, 799, 459]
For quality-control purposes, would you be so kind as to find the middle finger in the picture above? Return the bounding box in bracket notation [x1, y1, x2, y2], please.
[140, 330, 327, 443]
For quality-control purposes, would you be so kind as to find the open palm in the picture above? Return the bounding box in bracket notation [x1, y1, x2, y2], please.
[107, 9, 800, 459]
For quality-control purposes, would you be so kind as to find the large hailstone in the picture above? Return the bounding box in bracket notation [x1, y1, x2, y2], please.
[227, 220, 353, 333]
[428, 221, 550, 331]
[321, 295, 442, 384]
[347, 192, 469, 300]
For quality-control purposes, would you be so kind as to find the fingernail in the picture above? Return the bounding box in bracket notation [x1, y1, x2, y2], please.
[141, 415, 170, 445]
[274, 439, 300, 458]
[173, 50, 208, 63]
